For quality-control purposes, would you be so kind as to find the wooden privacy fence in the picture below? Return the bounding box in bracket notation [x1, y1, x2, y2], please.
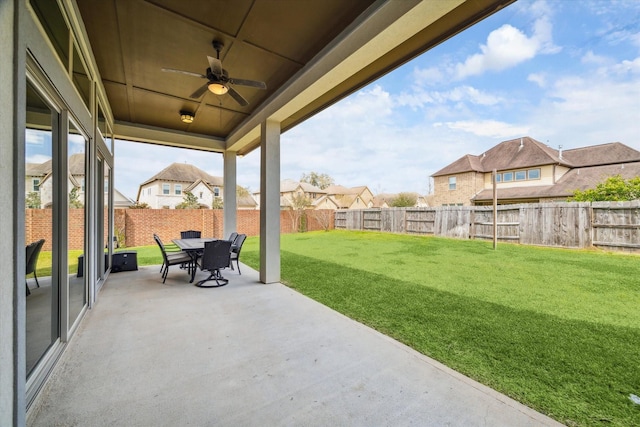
[334, 201, 640, 252]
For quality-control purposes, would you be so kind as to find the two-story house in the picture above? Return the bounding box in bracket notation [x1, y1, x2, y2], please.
[432, 137, 640, 206]
[137, 163, 224, 209]
[26, 153, 134, 209]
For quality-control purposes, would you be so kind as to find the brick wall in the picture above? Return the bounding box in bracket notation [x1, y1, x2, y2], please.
[26, 208, 336, 250]
[433, 172, 484, 206]
[25, 208, 85, 251]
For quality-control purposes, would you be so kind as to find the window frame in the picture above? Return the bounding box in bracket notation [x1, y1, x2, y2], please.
[528, 168, 541, 180]
[162, 183, 170, 195]
[503, 172, 513, 182]
[174, 184, 182, 195]
[448, 176, 457, 190]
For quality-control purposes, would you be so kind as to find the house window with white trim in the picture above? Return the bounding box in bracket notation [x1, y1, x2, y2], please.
[448, 176, 456, 190]
[214, 187, 220, 197]
[162, 183, 170, 195]
[175, 184, 182, 195]
[528, 168, 540, 180]
[33, 178, 40, 191]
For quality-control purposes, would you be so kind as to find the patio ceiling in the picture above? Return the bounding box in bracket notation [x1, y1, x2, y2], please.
[75, 0, 514, 155]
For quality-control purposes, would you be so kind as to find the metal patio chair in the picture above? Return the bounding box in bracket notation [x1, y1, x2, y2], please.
[196, 239, 232, 288]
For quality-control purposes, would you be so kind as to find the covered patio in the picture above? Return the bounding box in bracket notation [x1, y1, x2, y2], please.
[27, 264, 561, 426]
[4, 1, 530, 424]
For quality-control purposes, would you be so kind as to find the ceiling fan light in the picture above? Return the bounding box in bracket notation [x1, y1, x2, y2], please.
[180, 111, 195, 124]
[208, 82, 228, 95]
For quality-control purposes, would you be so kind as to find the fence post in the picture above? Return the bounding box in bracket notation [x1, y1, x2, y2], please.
[492, 169, 497, 250]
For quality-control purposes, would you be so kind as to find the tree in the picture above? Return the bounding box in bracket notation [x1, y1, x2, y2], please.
[26, 191, 41, 209]
[236, 185, 251, 197]
[390, 192, 417, 207]
[311, 209, 333, 231]
[69, 187, 84, 208]
[300, 171, 334, 190]
[571, 175, 640, 201]
[211, 197, 223, 209]
[175, 191, 201, 209]
[288, 193, 311, 232]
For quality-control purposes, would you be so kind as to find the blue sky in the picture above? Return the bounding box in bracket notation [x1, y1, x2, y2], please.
[113, 0, 640, 200]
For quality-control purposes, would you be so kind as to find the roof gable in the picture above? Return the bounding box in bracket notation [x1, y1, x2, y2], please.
[432, 154, 482, 176]
[561, 142, 640, 167]
[140, 163, 222, 187]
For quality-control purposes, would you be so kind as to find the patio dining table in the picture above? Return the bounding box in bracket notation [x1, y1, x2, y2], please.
[172, 238, 219, 283]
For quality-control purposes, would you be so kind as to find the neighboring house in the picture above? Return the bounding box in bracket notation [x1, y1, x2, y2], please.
[114, 189, 135, 208]
[370, 192, 431, 208]
[312, 194, 340, 210]
[324, 185, 374, 209]
[25, 153, 88, 208]
[431, 136, 640, 206]
[237, 194, 258, 210]
[137, 163, 223, 209]
[253, 179, 326, 210]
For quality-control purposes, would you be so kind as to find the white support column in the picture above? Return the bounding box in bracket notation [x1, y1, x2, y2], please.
[1, 0, 26, 424]
[223, 151, 237, 239]
[259, 120, 280, 284]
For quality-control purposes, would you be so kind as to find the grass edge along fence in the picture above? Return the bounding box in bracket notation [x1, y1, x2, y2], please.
[334, 200, 640, 253]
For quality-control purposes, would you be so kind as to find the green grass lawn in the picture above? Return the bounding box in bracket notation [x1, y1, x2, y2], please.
[119, 232, 639, 426]
[236, 230, 639, 427]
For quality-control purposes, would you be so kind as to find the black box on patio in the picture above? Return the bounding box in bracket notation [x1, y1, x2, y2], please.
[111, 251, 138, 273]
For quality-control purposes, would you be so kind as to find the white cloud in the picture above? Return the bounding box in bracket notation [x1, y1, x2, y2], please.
[612, 57, 640, 74]
[456, 25, 540, 79]
[442, 120, 530, 139]
[26, 154, 51, 164]
[527, 73, 546, 87]
[397, 86, 501, 109]
[412, 66, 444, 87]
[526, 60, 640, 148]
[581, 50, 609, 65]
[455, 0, 559, 79]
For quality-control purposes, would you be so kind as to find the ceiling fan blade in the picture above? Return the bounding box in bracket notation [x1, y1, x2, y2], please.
[228, 78, 267, 90]
[161, 68, 207, 79]
[207, 56, 223, 77]
[227, 86, 248, 107]
[189, 84, 209, 99]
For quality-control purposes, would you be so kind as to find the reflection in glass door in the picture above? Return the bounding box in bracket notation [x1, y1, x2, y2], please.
[67, 121, 86, 329]
[25, 80, 59, 377]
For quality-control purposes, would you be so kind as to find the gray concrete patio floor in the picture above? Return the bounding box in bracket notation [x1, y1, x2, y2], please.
[28, 263, 564, 426]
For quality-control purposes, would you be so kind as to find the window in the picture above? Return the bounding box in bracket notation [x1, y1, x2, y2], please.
[147, 188, 151, 195]
[214, 187, 220, 197]
[448, 176, 456, 190]
[495, 173, 502, 183]
[162, 184, 170, 195]
[503, 172, 513, 182]
[528, 168, 541, 180]
[515, 171, 526, 181]
[174, 184, 182, 195]
[33, 178, 40, 191]
[199, 192, 203, 199]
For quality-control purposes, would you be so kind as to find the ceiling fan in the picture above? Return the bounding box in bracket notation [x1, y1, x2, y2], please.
[162, 40, 267, 107]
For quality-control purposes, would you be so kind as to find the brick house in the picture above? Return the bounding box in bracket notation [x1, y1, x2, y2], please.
[432, 137, 640, 206]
